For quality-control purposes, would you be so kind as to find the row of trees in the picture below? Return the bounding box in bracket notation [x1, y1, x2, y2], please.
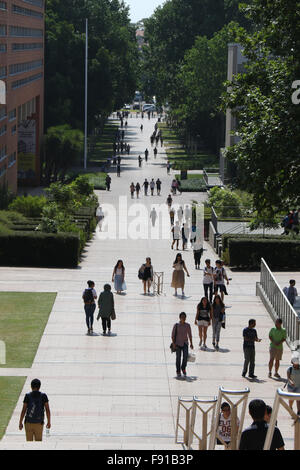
[42, 0, 139, 183]
[142, 0, 300, 216]
[141, 0, 250, 153]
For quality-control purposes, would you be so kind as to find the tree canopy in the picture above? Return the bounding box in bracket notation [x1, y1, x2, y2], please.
[45, 0, 139, 130]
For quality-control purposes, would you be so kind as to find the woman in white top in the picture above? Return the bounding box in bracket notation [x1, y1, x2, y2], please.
[171, 221, 181, 250]
[112, 260, 126, 294]
[203, 259, 214, 303]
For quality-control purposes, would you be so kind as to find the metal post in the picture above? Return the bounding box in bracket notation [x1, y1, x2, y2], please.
[84, 18, 88, 170]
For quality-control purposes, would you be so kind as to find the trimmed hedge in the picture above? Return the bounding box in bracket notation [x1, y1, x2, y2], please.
[227, 238, 300, 269]
[222, 234, 286, 252]
[0, 232, 80, 268]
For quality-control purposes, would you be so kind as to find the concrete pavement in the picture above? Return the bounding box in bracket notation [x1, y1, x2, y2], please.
[0, 116, 296, 450]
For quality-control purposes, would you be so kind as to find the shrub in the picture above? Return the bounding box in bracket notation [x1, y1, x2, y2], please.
[8, 195, 47, 218]
[227, 238, 300, 269]
[222, 234, 291, 252]
[0, 232, 80, 268]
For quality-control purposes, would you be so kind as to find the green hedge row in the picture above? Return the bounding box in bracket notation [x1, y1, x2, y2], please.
[0, 232, 80, 268]
[222, 234, 285, 252]
[227, 238, 300, 269]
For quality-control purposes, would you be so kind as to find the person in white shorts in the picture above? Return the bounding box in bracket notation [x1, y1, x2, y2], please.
[194, 297, 212, 349]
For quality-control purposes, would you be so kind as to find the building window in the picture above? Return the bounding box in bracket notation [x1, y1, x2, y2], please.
[0, 144, 7, 162]
[0, 44, 7, 52]
[12, 72, 43, 90]
[9, 59, 43, 76]
[0, 124, 7, 136]
[12, 42, 43, 51]
[12, 4, 43, 19]
[22, 0, 44, 7]
[8, 152, 16, 168]
[9, 109, 16, 121]
[11, 124, 16, 135]
[0, 106, 6, 121]
[0, 164, 6, 178]
[0, 25, 7, 37]
[0, 65, 6, 78]
[10, 26, 43, 37]
[0, 2, 7, 10]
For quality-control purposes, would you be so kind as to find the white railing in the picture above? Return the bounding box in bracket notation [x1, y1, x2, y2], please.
[257, 258, 300, 347]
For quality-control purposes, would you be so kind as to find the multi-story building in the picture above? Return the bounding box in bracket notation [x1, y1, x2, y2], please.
[0, 0, 44, 193]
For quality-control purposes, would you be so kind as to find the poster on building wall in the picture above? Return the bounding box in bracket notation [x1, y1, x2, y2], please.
[17, 119, 36, 181]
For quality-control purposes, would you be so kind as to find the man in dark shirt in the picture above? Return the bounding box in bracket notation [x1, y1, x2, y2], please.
[19, 378, 51, 441]
[242, 319, 261, 379]
[239, 399, 285, 450]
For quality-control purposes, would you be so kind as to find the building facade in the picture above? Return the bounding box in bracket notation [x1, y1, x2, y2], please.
[0, 0, 44, 193]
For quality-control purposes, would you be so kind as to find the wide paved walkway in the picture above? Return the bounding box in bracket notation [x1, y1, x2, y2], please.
[0, 116, 296, 449]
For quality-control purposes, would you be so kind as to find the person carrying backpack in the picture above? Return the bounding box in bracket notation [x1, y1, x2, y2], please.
[19, 379, 50, 441]
[214, 260, 229, 301]
[82, 280, 97, 335]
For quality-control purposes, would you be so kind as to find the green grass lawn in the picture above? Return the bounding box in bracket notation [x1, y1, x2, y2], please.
[158, 123, 219, 170]
[0, 292, 57, 368]
[88, 121, 119, 167]
[175, 174, 207, 192]
[0, 377, 26, 439]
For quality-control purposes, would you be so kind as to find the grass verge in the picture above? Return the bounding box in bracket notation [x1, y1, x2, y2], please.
[0, 292, 57, 368]
[0, 377, 26, 439]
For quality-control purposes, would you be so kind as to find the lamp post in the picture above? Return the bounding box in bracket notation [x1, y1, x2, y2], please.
[84, 18, 88, 170]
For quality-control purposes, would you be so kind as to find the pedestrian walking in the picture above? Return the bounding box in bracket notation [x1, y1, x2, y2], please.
[82, 280, 97, 335]
[171, 221, 181, 250]
[167, 161, 171, 174]
[195, 297, 212, 349]
[138, 257, 154, 295]
[268, 318, 286, 378]
[154, 147, 158, 158]
[283, 280, 298, 306]
[193, 239, 203, 270]
[211, 295, 226, 351]
[171, 253, 190, 297]
[156, 178, 162, 196]
[171, 312, 193, 379]
[138, 155, 142, 167]
[140, 124, 143, 132]
[217, 402, 240, 449]
[19, 379, 51, 442]
[239, 400, 285, 450]
[177, 206, 183, 225]
[167, 194, 173, 209]
[169, 207, 175, 226]
[150, 179, 155, 196]
[136, 182, 141, 198]
[203, 259, 214, 303]
[97, 284, 115, 336]
[213, 260, 229, 301]
[130, 182, 135, 199]
[143, 179, 149, 196]
[105, 175, 111, 191]
[96, 205, 105, 231]
[287, 355, 300, 415]
[112, 260, 126, 295]
[181, 223, 188, 251]
[117, 164, 121, 177]
[145, 149, 149, 162]
[242, 319, 262, 379]
[150, 207, 157, 227]
[171, 179, 177, 195]
[177, 179, 182, 195]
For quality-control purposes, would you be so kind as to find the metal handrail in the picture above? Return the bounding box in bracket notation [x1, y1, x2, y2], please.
[259, 258, 300, 346]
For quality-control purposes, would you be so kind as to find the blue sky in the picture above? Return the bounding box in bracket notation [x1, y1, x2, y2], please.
[125, 0, 166, 23]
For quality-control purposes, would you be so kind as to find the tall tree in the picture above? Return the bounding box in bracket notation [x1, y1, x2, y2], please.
[222, 1, 300, 213]
[45, 0, 139, 130]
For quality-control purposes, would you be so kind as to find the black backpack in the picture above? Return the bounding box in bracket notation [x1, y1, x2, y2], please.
[26, 392, 44, 424]
[83, 288, 94, 303]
